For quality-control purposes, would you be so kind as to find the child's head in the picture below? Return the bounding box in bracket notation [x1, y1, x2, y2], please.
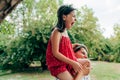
[73, 44, 88, 58]
[56, 5, 76, 32]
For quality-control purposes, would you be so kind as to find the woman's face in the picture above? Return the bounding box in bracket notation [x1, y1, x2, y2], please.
[75, 48, 88, 58]
[63, 11, 76, 29]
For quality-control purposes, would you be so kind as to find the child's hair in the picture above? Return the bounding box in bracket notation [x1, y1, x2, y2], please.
[73, 44, 88, 53]
[56, 4, 76, 32]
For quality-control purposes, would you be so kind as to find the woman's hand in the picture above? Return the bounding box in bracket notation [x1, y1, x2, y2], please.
[82, 62, 91, 75]
[72, 43, 80, 49]
[77, 59, 91, 75]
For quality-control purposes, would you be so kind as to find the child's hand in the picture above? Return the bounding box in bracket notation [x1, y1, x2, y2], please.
[72, 61, 83, 73]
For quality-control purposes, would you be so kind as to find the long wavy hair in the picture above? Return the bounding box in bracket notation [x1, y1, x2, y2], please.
[56, 5, 76, 32]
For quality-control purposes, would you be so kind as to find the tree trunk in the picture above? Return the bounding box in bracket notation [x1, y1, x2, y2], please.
[0, 0, 22, 23]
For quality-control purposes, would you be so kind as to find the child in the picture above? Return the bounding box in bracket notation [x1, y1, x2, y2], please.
[74, 44, 91, 80]
[46, 5, 90, 80]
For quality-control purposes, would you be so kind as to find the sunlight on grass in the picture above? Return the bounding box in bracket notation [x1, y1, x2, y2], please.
[91, 61, 120, 80]
[0, 70, 55, 80]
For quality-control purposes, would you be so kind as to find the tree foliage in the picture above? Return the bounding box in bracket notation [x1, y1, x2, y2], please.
[110, 24, 120, 62]
[0, 0, 120, 70]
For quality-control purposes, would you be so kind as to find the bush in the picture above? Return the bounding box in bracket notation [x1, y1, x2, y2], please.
[2, 27, 51, 70]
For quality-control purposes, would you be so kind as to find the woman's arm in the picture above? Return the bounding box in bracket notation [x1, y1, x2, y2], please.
[72, 43, 80, 49]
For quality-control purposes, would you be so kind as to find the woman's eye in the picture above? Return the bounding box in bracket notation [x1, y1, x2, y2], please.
[82, 52, 85, 55]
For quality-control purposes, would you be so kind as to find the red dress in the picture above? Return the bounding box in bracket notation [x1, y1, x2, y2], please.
[46, 36, 77, 77]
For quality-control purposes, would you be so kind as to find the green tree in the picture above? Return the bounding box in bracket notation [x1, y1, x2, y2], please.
[111, 24, 120, 62]
[2, 0, 59, 70]
[70, 6, 106, 59]
[0, 20, 15, 64]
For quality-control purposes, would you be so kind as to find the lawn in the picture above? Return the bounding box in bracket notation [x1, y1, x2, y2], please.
[0, 61, 120, 80]
[90, 61, 120, 80]
[0, 68, 55, 80]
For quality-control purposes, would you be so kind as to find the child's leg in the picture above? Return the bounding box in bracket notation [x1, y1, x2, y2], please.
[74, 71, 83, 80]
[57, 70, 73, 80]
[57, 71, 84, 80]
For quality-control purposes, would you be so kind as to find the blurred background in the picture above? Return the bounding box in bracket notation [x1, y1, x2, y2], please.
[0, 0, 120, 80]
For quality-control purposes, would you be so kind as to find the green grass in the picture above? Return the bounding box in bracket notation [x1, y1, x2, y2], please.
[0, 61, 120, 80]
[90, 61, 120, 80]
[0, 70, 55, 80]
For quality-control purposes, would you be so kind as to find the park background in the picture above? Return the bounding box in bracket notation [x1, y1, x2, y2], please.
[0, 0, 120, 80]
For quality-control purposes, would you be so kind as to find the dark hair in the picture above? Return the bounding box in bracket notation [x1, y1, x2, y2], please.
[73, 44, 88, 53]
[56, 5, 76, 32]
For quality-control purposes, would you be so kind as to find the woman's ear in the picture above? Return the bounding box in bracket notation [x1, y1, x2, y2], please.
[62, 15, 66, 21]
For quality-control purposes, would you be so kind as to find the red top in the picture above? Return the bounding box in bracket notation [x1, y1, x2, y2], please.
[46, 36, 77, 69]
